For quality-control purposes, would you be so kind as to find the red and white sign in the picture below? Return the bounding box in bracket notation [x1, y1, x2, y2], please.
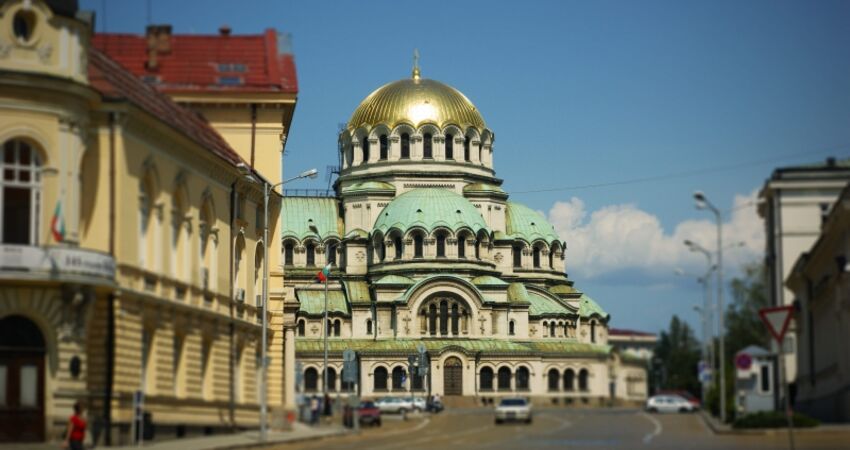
[759, 305, 794, 344]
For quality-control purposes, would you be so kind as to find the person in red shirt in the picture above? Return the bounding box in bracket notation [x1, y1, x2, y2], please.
[63, 401, 86, 450]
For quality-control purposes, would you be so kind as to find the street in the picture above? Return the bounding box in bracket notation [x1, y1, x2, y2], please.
[274, 407, 850, 450]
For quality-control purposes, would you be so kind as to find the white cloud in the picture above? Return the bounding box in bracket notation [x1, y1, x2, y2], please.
[546, 189, 764, 281]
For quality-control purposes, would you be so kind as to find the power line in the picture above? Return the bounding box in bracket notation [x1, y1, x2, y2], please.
[509, 146, 849, 195]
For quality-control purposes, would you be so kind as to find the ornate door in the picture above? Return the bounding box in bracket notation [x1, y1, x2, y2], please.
[443, 357, 463, 396]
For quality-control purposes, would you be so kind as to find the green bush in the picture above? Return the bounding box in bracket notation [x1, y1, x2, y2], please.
[732, 411, 819, 429]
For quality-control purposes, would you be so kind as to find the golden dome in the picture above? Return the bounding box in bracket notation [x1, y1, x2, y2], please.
[348, 76, 486, 131]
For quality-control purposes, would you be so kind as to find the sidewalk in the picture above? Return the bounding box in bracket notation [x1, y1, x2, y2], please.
[700, 411, 850, 436]
[4, 423, 351, 450]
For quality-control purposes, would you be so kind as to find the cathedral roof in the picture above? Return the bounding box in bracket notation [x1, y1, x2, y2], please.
[295, 289, 349, 316]
[348, 77, 486, 131]
[280, 197, 343, 240]
[579, 294, 609, 320]
[502, 201, 562, 245]
[296, 338, 611, 357]
[373, 188, 489, 235]
[527, 291, 572, 317]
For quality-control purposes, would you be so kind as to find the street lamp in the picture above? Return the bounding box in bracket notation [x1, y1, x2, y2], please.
[243, 166, 318, 441]
[693, 190, 726, 423]
[675, 264, 714, 405]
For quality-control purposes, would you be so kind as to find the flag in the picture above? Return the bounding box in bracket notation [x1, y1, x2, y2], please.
[50, 201, 65, 243]
[315, 263, 332, 283]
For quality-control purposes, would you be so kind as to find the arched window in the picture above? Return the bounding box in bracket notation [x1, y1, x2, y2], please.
[513, 245, 522, 268]
[548, 368, 560, 391]
[439, 301, 448, 335]
[436, 232, 446, 257]
[326, 319, 333, 337]
[564, 369, 575, 391]
[578, 369, 589, 391]
[361, 136, 370, 163]
[463, 136, 470, 161]
[516, 366, 530, 391]
[391, 367, 406, 391]
[413, 234, 424, 258]
[533, 247, 541, 268]
[2, 139, 42, 244]
[401, 133, 410, 159]
[475, 240, 481, 259]
[451, 303, 459, 335]
[549, 246, 555, 269]
[394, 235, 403, 259]
[333, 319, 341, 337]
[254, 243, 264, 306]
[379, 134, 388, 160]
[423, 133, 433, 159]
[497, 367, 511, 391]
[324, 367, 337, 392]
[235, 235, 247, 301]
[341, 370, 354, 392]
[480, 367, 494, 391]
[429, 304, 437, 336]
[327, 241, 338, 266]
[445, 134, 454, 159]
[297, 319, 305, 337]
[304, 367, 318, 392]
[374, 367, 388, 391]
[366, 319, 373, 335]
[550, 322, 556, 338]
[284, 241, 294, 266]
[457, 236, 466, 258]
[590, 321, 596, 343]
[509, 320, 515, 336]
[306, 242, 315, 266]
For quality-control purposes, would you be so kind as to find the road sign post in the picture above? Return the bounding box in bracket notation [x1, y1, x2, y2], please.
[759, 305, 795, 450]
[342, 350, 359, 430]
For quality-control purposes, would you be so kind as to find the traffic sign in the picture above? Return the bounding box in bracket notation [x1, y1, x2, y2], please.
[343, 349, 358, 383]
[735, 353, 752, 371]
[759, 305, 794, 344]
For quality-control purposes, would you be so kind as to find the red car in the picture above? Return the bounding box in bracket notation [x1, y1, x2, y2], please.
[657, 390, 700, 409]
[357, 401, 382, 427]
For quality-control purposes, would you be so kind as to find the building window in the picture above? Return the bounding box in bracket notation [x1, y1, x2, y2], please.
[548, 368, 559, 391]
[324, 367, 337, 392]
[451, 303, 459, 335]
[509, 320, 515, 336]
[366, 319, 372, 335]
[297, 319, 305, 337]
[457, 236, 466, 258]
[516, 367, 530, 391]
[436, 233, 446, 257]
[480, 367, 494, 391]
[760, 364, 771, 393]
[513, 245, 522, 268]
[590, 321, 596, 343]
[1, 139, 42, 245]
[550, 322, 556, 338]
[423, 133, 433, 159]
[549, 247, 555, 269]
[564, 369, 575, 391]
[392, 367, 406, 391]
[497, 367, 511, 391]
[284, 242, 294, 266]
[361, 136, 370, 163]
[333, 319, 341, 337]
[374, 367, 388, 391]
[578, 369, 589, 391]
[463, 136, 470, 161]
[327, 241, 338, 266]
[533, 247, 541, 268]
[445, 134, 454, 160]
[413, 234, 424, 258]
[304, 367, 318, 392]
[379, 135, 388, 160]
[429, 304, 437, 336]
[393, 235, 403, 259]
[401, 133, 410, 159]
[12, 10, 36, 43]
[475, 240, 480, 259]
[439, 301, 449, 335]
[306, 242, 315, 266]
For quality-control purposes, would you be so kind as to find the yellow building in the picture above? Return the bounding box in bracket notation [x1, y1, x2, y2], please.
[0, 0, 296, 444]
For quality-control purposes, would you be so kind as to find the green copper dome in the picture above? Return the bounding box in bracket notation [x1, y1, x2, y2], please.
[373, 188, 489, 235]
[504, 201, 562, 245]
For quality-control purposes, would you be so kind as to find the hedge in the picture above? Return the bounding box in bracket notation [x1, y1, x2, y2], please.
[732, 411, 819, 429]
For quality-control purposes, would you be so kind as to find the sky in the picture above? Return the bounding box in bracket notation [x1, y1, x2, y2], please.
[82, 0, 850, 336]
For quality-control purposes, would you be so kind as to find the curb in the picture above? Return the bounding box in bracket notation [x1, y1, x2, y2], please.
[213, 428, 355, 450]
[699, 411, 849, 436]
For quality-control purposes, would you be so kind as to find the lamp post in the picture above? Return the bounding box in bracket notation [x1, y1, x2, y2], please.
[675, 266, 713, 405]
[243, 166, 318, 441]
[684, 240, 716, 384]
[693, 191, 726, 423]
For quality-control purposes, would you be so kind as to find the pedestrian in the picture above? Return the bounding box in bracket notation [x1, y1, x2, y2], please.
[309, 395, 319, 425]
[323, 392, 333, 417]
[63, 400, 86, 450]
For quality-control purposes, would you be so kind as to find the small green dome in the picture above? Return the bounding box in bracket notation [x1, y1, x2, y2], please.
[373, 188, 489, 235]
[505, 201, 561, 245]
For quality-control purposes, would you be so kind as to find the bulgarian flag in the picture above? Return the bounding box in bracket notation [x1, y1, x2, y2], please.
[50, 201, 65, 243]
[315, 263, 332, 283]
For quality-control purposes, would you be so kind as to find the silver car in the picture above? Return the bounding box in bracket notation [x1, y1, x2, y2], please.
[645, 395, 696, 413]
[494, 397, 532, 424]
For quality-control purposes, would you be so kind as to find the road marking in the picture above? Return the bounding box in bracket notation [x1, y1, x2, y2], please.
[539, 413, 572, 434]
[369, 420, 489, 450]
[640, 412, 663, 444]
[373, 416, 431, 439]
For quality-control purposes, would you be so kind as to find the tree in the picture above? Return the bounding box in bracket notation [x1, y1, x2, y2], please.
[725, 262, 770, 359]
[652, 315, 701, 397]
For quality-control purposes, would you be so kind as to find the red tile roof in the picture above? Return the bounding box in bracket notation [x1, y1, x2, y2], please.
[92, 28, 297, 94]
[88, 48, 243, 166]
[609, 328, 657, 337]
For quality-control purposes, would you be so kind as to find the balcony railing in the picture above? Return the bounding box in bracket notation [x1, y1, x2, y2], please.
[282, 189, 336, 197]
[0, 244, 116, 284]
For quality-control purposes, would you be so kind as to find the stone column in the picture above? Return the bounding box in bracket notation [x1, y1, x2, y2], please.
[352, 141, 363, 166]
[283, 326, 296, 411]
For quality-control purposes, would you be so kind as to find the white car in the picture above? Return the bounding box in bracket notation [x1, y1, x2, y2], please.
[375, 396, 424, 414]
[645, 395, 696, 413]
[494, 397, 532, 424]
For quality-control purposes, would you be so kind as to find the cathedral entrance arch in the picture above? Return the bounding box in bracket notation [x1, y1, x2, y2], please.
[0, 315, 46, 442]
[443, 356, 463, 395]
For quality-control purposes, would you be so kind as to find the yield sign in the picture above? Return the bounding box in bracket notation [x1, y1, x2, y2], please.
[759, 305, 794, 344]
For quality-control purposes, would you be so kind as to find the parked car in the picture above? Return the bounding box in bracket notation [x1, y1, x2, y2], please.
[494, 397, 532, 424]
[645, 395, 697, 413]
[657, 390, 701, 409]
[410, 397, 427, 412]
[357, 401, 381, 427]
[427, 397, 444, 413]
[376, 396, 425, 414]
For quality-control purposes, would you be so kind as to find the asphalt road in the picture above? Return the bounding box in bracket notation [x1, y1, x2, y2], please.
[272, 407, 850, 450]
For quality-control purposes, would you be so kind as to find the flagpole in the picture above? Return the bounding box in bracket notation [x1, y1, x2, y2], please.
[323, 265, 329, 400]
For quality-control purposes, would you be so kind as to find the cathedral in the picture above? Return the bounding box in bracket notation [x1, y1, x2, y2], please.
[284, 65, 648, 403]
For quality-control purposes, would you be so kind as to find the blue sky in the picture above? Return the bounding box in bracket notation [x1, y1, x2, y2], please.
[83, 0, 850, 336]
